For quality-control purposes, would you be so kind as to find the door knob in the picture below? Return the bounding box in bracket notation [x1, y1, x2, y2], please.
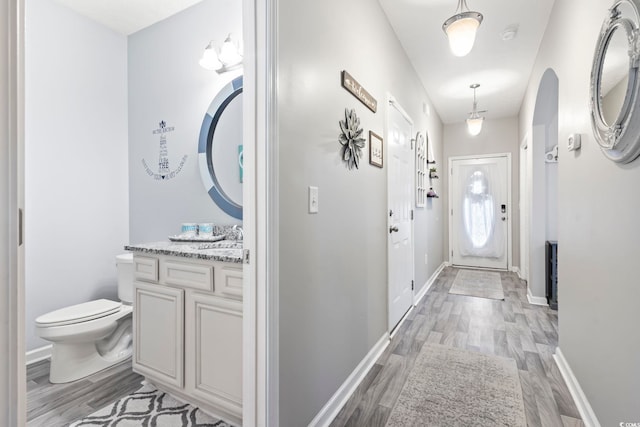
[501, 217, 506, 221]
[389, 225, 399, 233]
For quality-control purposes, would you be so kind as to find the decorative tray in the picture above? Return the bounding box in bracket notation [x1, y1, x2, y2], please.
[168, 234, 226, 243]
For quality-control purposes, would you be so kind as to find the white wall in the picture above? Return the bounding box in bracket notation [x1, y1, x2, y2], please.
[519, 0, 640, 423]
[128, 0, 242, 244]
[25, 0, 129, 351]
[442, 117, 520, 268]
[277, 0, 444, 424]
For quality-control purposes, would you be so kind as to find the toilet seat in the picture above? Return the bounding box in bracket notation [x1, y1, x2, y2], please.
[36, 299, 122, 327]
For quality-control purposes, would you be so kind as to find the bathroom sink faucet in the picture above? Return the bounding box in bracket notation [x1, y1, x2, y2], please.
[232, 224, 244, 241]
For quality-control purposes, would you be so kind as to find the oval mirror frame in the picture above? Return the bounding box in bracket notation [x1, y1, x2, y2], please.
[198, 75, 243, 219]
[590, 0, 640, 163]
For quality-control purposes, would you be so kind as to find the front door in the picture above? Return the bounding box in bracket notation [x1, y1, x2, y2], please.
[387, 100, 414, 333]
[450, 155, 509, 270]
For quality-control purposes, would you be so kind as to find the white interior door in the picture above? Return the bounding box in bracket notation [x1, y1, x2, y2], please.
[387, 99, 413, 333]
[450, 155, 509, 270]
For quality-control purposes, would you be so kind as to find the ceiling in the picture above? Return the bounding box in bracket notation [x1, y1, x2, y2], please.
[54, 0, 203, 35]
[379, 0, 556, 124]
[55, 0, 554, 124]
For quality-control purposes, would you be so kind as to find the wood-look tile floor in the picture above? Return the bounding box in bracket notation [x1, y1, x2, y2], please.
[26, 358, 143, 427]
[330, 267, 584, 427]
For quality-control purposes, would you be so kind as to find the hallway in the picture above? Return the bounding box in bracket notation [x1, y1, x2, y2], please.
[330, 267, 582, 427]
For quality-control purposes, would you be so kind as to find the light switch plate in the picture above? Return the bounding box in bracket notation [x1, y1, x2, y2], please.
[309, 186, 319, 213]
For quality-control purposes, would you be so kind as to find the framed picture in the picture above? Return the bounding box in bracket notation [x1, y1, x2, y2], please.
[369, 131, 383, 168]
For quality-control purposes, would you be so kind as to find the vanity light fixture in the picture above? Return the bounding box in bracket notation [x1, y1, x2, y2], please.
[442, 0, 483, 57]
[466, 83, 486, 136]
[199, 34, 243, 74]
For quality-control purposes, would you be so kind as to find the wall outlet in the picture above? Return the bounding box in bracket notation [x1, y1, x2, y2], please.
[309, 186, 319, 214]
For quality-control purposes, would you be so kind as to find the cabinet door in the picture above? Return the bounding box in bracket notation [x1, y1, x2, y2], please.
[185, 292, 242, 418]
[133, 281, 184, 388]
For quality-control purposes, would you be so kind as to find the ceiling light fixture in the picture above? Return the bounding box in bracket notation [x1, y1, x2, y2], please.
[442, 0, 483, 57]
[466, 83, 486, 136]
[199, 34, 243, 74]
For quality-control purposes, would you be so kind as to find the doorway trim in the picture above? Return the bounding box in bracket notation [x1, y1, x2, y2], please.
[386, 94, 415, 335]
[447, 152, 512, 271]
[243, 0, 278, 425]
[519, 134, 530, 283]
[2, 0, 26, 425]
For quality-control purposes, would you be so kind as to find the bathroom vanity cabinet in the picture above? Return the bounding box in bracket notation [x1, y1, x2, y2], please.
[126, 246, 243, 426]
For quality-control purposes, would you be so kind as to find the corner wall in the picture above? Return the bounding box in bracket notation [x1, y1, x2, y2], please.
[442, 117, 520, 268]
[519, 0, 640, 423]
[128, 0, 242, 243]
[276, 0, 444, 424]
[24, 0, 129, 351]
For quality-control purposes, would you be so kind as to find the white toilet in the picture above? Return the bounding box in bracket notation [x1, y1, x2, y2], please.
[35, 253, 135, 383]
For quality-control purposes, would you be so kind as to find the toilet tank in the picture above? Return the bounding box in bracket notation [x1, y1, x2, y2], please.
[115, 253, 134, 304]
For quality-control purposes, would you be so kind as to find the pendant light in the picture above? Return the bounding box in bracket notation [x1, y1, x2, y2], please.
[442, 0, 483, 57]
[466, 84, 486, 136]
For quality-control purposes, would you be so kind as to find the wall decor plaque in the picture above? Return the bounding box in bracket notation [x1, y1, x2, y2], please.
[341, 70, 377, 113]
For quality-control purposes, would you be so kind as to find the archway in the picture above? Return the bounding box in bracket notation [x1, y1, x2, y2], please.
[525, 68, 559, 304]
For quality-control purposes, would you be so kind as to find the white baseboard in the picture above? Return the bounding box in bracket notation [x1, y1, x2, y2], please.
[308, 333, 389, 427]
[26, 345, 52, 365]
[554, 348, 601, 427]
[510, 266, 522, 279]
[414, 262, 446, 306]
[527, 286, 548, 306]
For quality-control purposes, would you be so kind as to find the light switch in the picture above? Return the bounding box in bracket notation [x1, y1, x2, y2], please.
[309, 186, 319, 214]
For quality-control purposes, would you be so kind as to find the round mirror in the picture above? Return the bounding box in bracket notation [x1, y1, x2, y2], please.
[600, 26, 631, 126]
[590, 0, 640, 163]
[198, 76, 243, 219]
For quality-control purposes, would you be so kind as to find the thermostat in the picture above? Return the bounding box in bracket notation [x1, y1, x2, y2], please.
[568, 133, 581, 151]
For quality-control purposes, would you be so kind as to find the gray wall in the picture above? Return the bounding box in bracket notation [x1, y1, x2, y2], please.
[128, 0, 242, 244]
[519, 0, 640, 423]
[277, 0, 444, 424]
[442, 117, 520, 268]
[24, 0, 129, 351]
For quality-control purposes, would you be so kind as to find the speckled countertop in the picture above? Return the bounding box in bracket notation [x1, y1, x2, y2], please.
[125, 240, 243, 263]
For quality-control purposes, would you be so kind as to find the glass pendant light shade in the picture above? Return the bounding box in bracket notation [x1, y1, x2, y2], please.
[199, 43, 222, 71]
[444, 14, 482, 57]
[218, 36, 242, 67]
[442, 0, 483, 57]
[466, 83, 485, 136]
[466, 116, 484, 136]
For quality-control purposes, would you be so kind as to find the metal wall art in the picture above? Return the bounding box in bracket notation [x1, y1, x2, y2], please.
[341, 71, 378, 113]
[339, 108, 366, 170]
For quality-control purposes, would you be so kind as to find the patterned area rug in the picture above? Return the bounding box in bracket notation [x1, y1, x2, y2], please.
[449, 269, 504, 300]
[69, 382, 234, 427]
[386, 344, 526, 426]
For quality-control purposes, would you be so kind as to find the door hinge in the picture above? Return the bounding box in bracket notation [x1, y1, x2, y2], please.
[243, 249, 250, 264]
[451, 250, 454, 256]
[411, 210, 414, 220]
[451, 209, 453, 216]
[411, 280, 414, 291]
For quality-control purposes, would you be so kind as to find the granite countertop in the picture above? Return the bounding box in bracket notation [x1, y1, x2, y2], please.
[125, 240, 243, 263]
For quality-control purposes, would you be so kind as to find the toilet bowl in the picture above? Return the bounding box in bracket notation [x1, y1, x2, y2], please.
[35, 253, 135, 383]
